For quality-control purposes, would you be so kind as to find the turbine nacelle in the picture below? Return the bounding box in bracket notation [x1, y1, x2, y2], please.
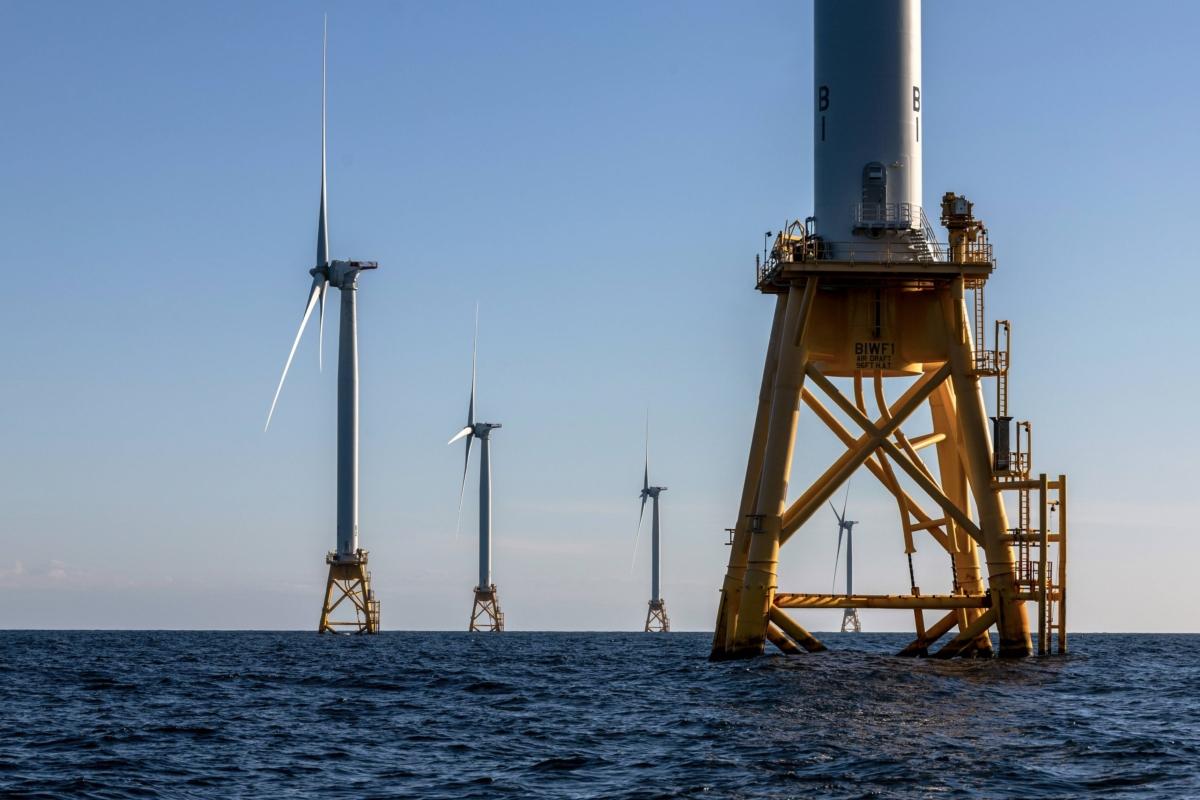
[447, 421, 502, 446]
[314, 259, 379, 290]
[474, 422, 502, 439]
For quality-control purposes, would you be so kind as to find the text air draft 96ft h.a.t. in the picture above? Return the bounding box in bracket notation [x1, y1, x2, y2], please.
[710, 0, 1068, 660]
[265, 19, 381, 635]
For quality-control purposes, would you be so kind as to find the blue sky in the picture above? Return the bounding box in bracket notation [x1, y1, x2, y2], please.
[1, 0, 1196, 631]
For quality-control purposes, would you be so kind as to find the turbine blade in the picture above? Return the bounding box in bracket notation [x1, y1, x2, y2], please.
[631, 493, 647, 572]
[832, 527, 845, 594]
[454, 435, 474, 538]
[468, 303, 478, 428]
[317, 279, 328, 371]
[828, 500, 842, 525]
[265, 278, 322, 431]
[840, 482, 850, 522]
[316, 16, 329, 269]
[643, 413, 650, 493]
[448, 426, 472, 445]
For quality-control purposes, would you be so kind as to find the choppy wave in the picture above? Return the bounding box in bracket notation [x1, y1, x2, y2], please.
[0, 631, 1196, 798]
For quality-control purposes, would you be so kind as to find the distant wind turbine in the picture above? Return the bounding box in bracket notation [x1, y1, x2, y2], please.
[449, 308, 505, 632]
[264, 17, 380, 634]
[830, 485, 861, 633]
[633, 417, 670, 633]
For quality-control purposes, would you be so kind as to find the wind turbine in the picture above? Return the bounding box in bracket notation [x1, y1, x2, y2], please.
[830, 486, 861, 633]
[265, 19, 380, 634]
[633, 419, 670, 632]
[449, 309, 504, 632]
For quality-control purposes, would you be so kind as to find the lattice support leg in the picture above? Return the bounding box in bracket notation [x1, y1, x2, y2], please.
[470, 585, 504, 632]
[318, 550, 379, 634]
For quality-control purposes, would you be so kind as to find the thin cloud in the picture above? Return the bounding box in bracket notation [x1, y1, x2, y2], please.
[0, 559, 175, 591]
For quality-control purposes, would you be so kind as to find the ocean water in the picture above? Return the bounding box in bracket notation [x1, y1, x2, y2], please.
[0, 632, 1196, 799]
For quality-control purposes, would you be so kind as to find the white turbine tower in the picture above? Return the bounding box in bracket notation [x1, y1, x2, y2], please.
[633, 420, 669, 632]
[449, 309, 504, 632]
[830, 487, 861, 633]
[265, 18, 380, 634]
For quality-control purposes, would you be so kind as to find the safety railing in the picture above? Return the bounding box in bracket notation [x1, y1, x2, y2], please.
[945, 240, 994, 264]
[757, 240, 990, 282]
[973, 347, 1009, 375]
[855, 203, 947, 262]
[855, 202, 919, 228]
[916, 205, 946, 262]
[993, 449, 1030, 478]
[754, 211, 993, 285]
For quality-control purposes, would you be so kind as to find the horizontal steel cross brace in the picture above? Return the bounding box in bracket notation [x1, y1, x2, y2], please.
[774, 593, 990, 610]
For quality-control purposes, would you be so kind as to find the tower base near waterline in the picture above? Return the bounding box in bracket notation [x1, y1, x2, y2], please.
[470, 585, 504, 632]
[318, 550, 380, 634]
[645, 599, 670, 633]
